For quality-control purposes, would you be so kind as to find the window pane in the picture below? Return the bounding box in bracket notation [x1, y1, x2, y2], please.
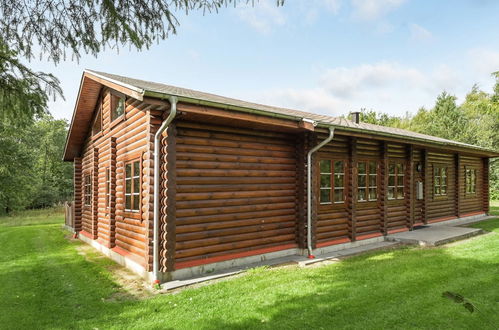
[125, 195, 132, 210]
[133, 161, 140, 177]
[389, 164, 395, 174]
[358, 188, 366, 201]
[388, 187, 395, 199]
[125, 163, 131, 179]
[125, 179, 131, 194]
[358, 162, 366, 174]
[369, 162, 377, 173]
[369, 188, 377, 201]
[435, 176, 440, 187]
[434, 185, 440, 195]
[397, 163, 403, 173]
[334, 161, 344, 174]
[133, 178, 140, 193]
[335, 174, 344, 187]
[334, 189, 344, 203]
[320, 189, 331, 203]
[442, 167, 447, 177]
[359, 174, 366, 187]
[369, 175, 377, 187]
[441, 185, 447, 195]
[388, 175, 395, 186]
[320, 160, 331, 173]
[434, 167, 439, 176]
[133, 195, 140, 211]
[112, 97, 125, 121]
[320, 174, 331, 188]
[397, 186, 404, 199]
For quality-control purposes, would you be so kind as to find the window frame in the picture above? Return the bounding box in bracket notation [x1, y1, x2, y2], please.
[110, 91, 126, 125]
[124, 158, 141, 214]
[319, 158, 346, 205]
[388, 161, 405, 201]
[357, 160, 378, 203]
[433, 164, 448, 197]
[91, 96, 103, 137]
[465, 166, 477, 196]
[84, 173, 92, 207]
[105, 167, 111, 213]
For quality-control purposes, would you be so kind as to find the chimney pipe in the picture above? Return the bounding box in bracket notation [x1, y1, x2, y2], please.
[350, 111, 361, 124]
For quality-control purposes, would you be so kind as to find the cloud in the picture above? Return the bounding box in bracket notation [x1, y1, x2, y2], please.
[236, 0, 286, 34]
[409, 23, 432, 41]
[469, 48, 499, 76]
[351, 0, 406, 20]
[252, 61, 463, 117]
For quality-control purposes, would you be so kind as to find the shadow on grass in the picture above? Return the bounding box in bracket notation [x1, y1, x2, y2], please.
[193, 243, 499, 329]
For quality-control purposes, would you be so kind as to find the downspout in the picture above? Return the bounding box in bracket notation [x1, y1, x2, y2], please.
[153, 96, 177, 283]
[307, 127, 335, 258]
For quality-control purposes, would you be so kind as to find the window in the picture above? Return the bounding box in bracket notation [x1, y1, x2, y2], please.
[358, 161, 378, 202]
[111, 93, 125, 122]
[319, 159, 345, 204]
[84, 174, 92, 206]
[465, 167, 477, 195]
[434, 166, 448, 196]
[91, 103, 102, 135]
[105, 167, 111, 210]
[388, 162, 405, 200]
[125, 160, 141, 212]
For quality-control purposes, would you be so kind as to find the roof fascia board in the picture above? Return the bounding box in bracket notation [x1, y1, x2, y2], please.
[143, 88, 499, 158]
[315, 124, 499, 157]
[63, 73, 88, 161]
[84, 70, 144, 101]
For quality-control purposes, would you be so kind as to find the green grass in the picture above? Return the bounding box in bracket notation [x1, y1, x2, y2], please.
[1, 206, 499, 329]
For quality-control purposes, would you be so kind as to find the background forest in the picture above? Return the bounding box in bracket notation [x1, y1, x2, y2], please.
[1, 75, 498, 214]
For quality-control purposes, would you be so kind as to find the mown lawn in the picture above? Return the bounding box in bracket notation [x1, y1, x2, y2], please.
[1, 205, 499, 330]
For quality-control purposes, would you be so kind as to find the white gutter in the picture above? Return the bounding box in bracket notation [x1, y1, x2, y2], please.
[153, 96, 177, 283]
[306, 127, 335, 257]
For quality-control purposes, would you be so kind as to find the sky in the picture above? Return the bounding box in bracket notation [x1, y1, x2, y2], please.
[29, 0, 499, 121]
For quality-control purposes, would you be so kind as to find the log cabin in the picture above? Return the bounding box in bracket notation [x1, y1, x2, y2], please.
[64, 70, 499, 283]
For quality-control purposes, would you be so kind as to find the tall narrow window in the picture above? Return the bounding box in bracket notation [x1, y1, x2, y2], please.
[125, 160, 141, 212]
[334, 161, 345, 203]
[388, 162, 405, 200]
[465, 167, 477, 195]
[358, 161, 378, 202]
[105, 167, 111, 210]
[111, 93, 125, 122]
[319, 159, 345, 204]
[92, 103, 102, 135]
[84, 174, 92, 206]
[320, 160, 332, 204]
[434, 165, 448, 196]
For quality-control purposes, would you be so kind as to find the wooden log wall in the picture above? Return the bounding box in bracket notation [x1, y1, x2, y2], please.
[427, 151, 456, 221]
[173, 121, 298, 266]
[73, 157, 82, 232]
[316, 134, 350, 244]
[413, 149, 424, 224]
[73, 85, 492, 272]
[483, 158, 490, 214]
[159, 123, 176, 273]
[78, 88, 162, 266]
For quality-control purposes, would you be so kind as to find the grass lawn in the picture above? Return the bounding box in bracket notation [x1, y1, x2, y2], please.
[1, 205, 499, 329]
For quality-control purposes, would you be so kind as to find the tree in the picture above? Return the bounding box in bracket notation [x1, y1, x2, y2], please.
[0, 0, 283, 123]
[0, 121, 37, 213]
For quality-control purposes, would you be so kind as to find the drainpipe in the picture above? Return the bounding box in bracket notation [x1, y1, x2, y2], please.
[153, 96, 177, 283]
[307, 127, 335, 258]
